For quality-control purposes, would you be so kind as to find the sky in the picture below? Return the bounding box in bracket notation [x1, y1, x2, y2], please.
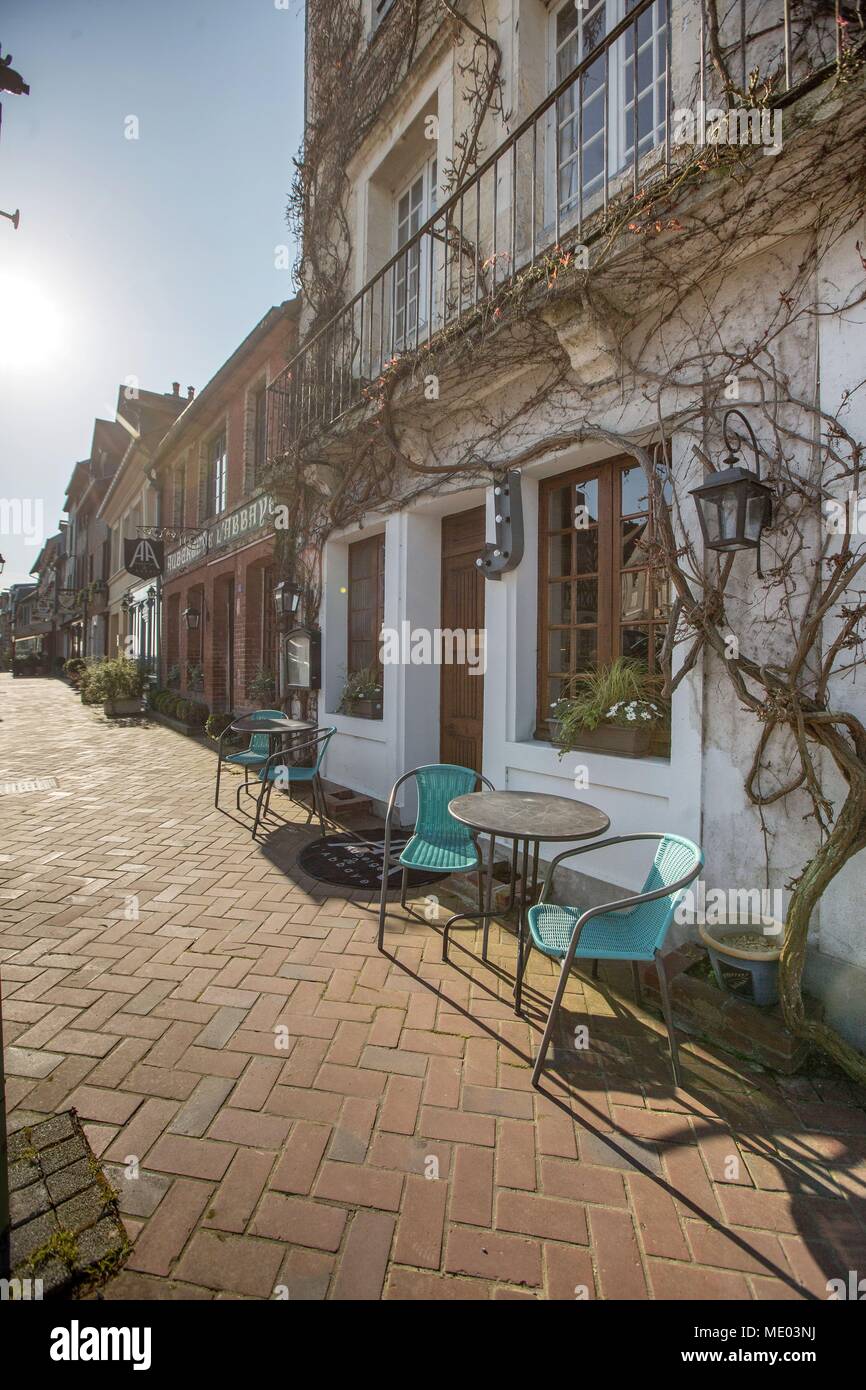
[0, 0, 305, 585]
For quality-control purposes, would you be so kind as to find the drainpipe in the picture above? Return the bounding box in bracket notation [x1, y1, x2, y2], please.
[144, 463, 162, 682]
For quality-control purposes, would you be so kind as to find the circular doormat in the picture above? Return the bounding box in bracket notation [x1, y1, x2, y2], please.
[297, 830, 450, 891]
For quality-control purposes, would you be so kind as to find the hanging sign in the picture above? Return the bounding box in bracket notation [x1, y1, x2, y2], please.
[124, 537, 164, 579]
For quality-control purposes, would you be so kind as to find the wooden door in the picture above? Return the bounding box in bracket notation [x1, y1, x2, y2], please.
[440, 507, 486, 773]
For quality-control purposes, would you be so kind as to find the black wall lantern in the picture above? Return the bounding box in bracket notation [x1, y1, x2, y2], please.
[182, 605, 200, 631]
[274, 580, 302, 621]
[690, 409, 773, 577]
[0, 553, 5, 575]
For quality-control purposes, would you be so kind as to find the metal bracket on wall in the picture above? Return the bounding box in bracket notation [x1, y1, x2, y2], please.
[475, 470, 524, 580]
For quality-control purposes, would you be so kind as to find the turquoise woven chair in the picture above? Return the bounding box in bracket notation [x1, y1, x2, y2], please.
[214, 709, 283, 807]
[377, 764, 494, 952]
[251, 727, 336, 839]
[526, 833, 703, 1088]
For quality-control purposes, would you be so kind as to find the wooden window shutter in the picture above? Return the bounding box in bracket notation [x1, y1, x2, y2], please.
[347, 535, 385, 675]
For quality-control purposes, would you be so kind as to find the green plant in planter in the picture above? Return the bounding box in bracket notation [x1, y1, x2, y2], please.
[249, 665, 276, 704]
[337, 665, 383, 713]
[186, 661, 204, 691]
[184, 701, 209, 728]
[83, 658, 146, 704]
[206, 712, 232, 738]
[64, 657, 86, 678]
[551, 658, 668, 757]
[166, 663, 181, 688]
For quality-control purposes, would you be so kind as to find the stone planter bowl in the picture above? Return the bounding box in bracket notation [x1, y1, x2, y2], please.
[699, 918, 785, 1007]
[104, 697, 143, 718]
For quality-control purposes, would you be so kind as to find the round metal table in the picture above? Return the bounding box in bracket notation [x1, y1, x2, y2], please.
[229, 716, 314, 735]
[448, 790, 610, 1015]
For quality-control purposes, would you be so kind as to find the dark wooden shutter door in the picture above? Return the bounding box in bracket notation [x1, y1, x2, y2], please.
[440, 508, 486, 773]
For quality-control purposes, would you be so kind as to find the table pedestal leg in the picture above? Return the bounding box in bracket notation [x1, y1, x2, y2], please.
[514, 838, 531, 1016]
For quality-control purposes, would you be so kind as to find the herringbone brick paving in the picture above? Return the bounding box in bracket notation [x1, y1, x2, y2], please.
[2, 675, 865, 1299]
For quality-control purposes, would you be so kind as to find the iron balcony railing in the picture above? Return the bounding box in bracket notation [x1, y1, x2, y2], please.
[269, 0, 852, 459]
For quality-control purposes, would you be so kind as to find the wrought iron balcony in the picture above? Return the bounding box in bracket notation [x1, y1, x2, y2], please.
[268, 0, 853, 462]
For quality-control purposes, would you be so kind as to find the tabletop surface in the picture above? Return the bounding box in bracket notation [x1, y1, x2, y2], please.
[449, 789, 610, 841]
[229, 715, 315, 733]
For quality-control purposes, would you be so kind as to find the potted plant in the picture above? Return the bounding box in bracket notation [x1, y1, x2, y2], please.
[699, 919, 785, 1007]
[248, 665, 276, 705]
[166, 663, 181, 690]
[84, 657, 145, 716]
[206, 712, 241, 748]
[186, 661, 204, 693]
[63, 656, 87, 688]
[551, 658, 668, 758]
[337, 665, 383, 719]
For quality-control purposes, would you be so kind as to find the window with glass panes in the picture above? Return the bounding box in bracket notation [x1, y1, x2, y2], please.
[253, 385, 267, 485]
[553, 0, 668, 220]
[210, 433, 227, 516]
[394, 157, 437, 350]
[173, 459, 186, 528]
[538, 457, 671, 725]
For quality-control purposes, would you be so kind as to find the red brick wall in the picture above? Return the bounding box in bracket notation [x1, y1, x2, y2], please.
[163, 536, 275, 713]
[156, 306, 296, 712]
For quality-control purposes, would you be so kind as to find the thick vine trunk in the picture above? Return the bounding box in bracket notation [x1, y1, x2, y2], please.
[779, 763, 866, 1083]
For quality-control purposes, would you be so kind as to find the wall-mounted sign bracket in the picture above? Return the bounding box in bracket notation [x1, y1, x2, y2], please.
[475, 470, 524, 580]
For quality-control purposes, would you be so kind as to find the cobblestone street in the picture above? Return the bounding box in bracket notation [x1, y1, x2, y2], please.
[2, 675, 866, 1300]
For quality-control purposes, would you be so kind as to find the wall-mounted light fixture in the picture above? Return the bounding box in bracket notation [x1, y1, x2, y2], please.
[274, 581, 303, 621]
[182, 606, 201, 631]
[475, 470, 525, 580]
[690, 409, 774, 577]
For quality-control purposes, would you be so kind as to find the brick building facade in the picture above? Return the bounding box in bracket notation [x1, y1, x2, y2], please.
[153, 300, 299, 713]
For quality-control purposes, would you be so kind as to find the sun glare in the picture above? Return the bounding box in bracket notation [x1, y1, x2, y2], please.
[0, 272, 63, 369]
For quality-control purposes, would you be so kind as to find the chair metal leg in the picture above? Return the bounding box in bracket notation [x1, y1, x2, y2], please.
[531, 950, 574, 1088]
[591, 959, 600, 981]
[631, 960, 643, 1006]
[655, 949, 682, 1088]
[400, 867, 409, 910]
[252, 777, 268, 839]
[314, 775, 327, 837]
[214, 755, 222, 807]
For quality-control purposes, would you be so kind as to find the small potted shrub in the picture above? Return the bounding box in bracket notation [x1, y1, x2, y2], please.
[249, 665, 276, 705]
[89, 657, 145, 717]
[184, 700, 209, 729]
[63, 656, 86, 687]
[186, 661, 205, 693]
[551, 658, 668, 758]
[337, 665, 383, 719]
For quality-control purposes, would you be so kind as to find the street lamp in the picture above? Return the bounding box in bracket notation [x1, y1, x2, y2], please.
[690, 409, 774, 577]
[274, 581, 302, 621]
[182, 606, 201, 631]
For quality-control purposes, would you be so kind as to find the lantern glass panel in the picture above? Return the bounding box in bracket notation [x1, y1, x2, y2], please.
[744, 490, 767, 543]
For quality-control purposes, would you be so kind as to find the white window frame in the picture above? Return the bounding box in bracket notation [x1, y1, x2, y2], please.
[210, 432, 227, 516]
[547, 0, 668, 228]
[392, 155, 438, 353]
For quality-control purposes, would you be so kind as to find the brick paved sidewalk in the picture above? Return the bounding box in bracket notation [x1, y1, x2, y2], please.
[2, 674, 865, 1300]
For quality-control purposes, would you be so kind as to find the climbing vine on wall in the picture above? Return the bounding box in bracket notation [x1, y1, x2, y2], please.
[273, 0, 866, 1079]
